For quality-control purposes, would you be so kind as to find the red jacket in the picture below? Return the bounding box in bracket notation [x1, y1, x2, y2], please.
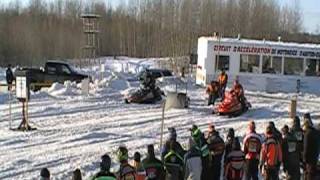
[260, 134, 282, 167]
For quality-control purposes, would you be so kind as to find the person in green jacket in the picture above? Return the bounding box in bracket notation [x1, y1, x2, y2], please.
[91, 153, 117, 180]
[163, 141, 184, 180]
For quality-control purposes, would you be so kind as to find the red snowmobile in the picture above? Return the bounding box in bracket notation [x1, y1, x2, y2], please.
[213, 91, 251, 117]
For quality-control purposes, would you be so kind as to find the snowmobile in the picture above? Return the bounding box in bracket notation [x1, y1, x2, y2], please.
[213, 91, 251, 117]
[124, 87, 163, 104]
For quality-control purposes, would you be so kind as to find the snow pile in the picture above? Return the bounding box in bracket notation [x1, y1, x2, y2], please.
[48, 82, 80, 97]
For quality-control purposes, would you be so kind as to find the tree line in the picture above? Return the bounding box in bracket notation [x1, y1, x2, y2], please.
[0, 0, 319, 66]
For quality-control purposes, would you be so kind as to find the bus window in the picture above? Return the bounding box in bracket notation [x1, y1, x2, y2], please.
[272, 57, 282, 74]
[215, 55, 230, 71]
[262, 56, 282, 74]
[240, 54, 260, 73]
[284, 57, 303, 76]
[262, 56, 274, 74]
[306, 59, 320, 76]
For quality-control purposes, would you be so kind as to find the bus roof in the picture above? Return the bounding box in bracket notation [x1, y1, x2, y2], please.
[199, 36, 320, 50]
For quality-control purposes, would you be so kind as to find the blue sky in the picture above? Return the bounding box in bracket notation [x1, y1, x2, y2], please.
[1, 0, 319, 34]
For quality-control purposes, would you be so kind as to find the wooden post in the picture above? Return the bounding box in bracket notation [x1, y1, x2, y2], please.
[290, 98, 297, 119]
[9, 90, 12, 129]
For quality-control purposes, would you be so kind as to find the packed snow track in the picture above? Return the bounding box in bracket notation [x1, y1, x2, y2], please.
[0, 57, 319, 179]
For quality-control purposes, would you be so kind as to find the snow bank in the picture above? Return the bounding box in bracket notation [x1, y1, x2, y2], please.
[48, 82, 80, 97]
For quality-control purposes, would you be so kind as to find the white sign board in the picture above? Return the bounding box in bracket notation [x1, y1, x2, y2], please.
[16, 76, 28, 99]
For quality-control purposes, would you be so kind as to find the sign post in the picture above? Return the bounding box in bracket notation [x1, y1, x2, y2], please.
[9, 89, 12, 129]
[14, 71, 35, 131]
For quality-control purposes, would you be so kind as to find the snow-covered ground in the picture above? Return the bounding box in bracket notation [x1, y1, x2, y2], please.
[0, 57, 319, 179]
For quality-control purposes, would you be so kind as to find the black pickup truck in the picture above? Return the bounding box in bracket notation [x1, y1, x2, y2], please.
[15, 61, 89, 91]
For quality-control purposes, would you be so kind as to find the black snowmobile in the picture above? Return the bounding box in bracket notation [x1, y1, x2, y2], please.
[124, 87, 163, 104]
[125, 70, 163, 104]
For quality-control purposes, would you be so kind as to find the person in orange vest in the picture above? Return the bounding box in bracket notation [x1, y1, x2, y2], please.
[259, 125, 282, 180]
[217, 70, 228, 99]
[206, 81, 219, 106]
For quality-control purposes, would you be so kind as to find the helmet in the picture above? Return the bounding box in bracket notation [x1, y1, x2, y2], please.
[190, 125, 201, 142]
[134, 152, 141, 162]
[117, 146, 129, 162]
[40, 168, 50, 179]
[147, 144, 155, 158]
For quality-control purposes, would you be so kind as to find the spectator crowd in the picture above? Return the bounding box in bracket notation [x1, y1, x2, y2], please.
[37, 113, 320, 180]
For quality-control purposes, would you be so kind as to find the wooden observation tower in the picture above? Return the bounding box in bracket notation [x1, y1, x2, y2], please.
[81, 14, 101, 66]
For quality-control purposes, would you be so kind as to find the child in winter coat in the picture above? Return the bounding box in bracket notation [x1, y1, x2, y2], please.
[225, 137, 245, 180]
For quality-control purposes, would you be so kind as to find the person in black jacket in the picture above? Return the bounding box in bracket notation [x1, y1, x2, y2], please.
[224, 128, 235, 162]
[6, 64, 14, 91]
[302, 116, 320, 180]
[161, 127, 185, 161]
[290, 116, 304, 157]
[206, 124, 225, 180]
[281, 125, 301, 180]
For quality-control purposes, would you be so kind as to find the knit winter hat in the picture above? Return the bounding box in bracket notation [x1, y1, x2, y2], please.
[101, 153, 112, 171]
[227, 128, 235, 139]
[134, 152, 141, 162]
[40, 168, 50, 179]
